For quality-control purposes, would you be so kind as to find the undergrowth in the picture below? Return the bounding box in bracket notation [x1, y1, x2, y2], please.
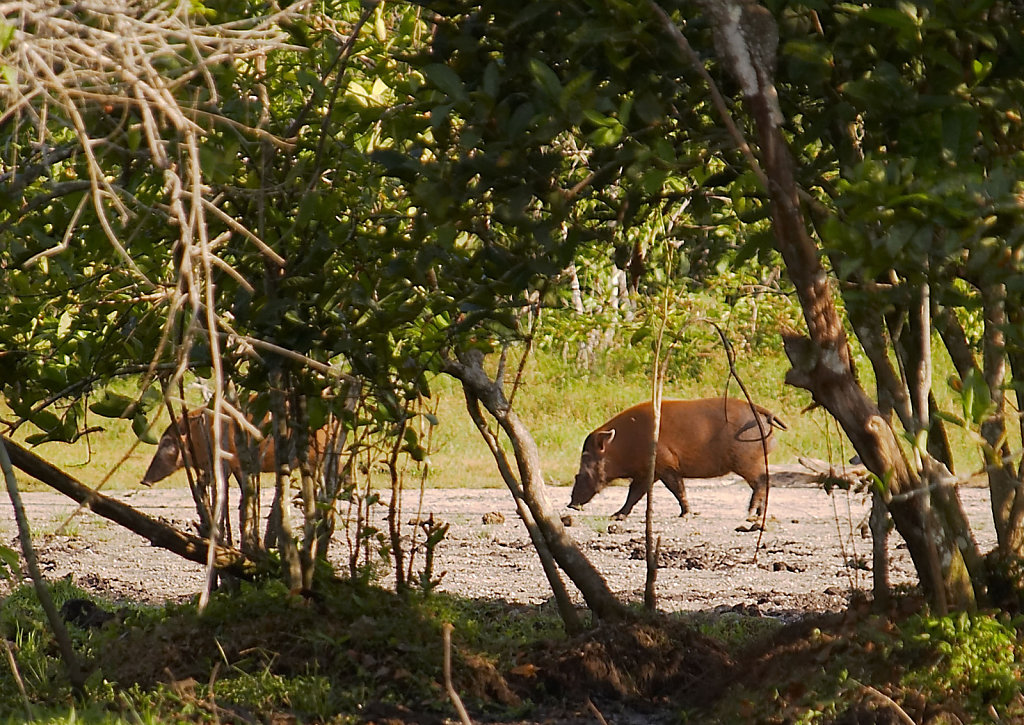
[708, 608, 1024, 724]
[2, 578, 1023, 724]
[0, 577, 567, 723]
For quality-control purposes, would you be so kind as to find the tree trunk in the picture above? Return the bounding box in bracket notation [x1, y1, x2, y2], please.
[689, 0, 975, 610]
[268, 366, 303, 590]
[937, 301, 1024, 558]
[387, 416, 409, 595]
[2, 436, 259, 577]
[292, 392, 319, 592]
[980, 284, 1024, 554]
[315, 383, 361, 560]
[443, 350, 627, 622]
[1003, 305, 1024, 554]
[0, 439, 83, 694]
[937, 305, 1011, 472]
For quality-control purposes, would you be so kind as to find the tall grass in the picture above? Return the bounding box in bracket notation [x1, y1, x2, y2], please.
[4, 335, 990, 494]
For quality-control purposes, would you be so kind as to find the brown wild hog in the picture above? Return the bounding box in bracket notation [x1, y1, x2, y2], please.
[141, 408, 329, 486]
[568, 397, 787, 521]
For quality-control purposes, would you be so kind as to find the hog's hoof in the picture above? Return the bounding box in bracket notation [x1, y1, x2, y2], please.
[611, 512, 628, 521]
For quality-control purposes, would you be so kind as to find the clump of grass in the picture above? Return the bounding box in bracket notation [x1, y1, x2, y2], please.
[212, 670, 336, 719]
[898, 611, 1024, 714]
[707, 610, 1024, 724]
[681, 610, 784, 650]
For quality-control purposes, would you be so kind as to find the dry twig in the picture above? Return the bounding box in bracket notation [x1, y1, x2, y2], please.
[442, 622, 474, 725]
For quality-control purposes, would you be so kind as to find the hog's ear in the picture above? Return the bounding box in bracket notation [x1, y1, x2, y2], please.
[595, 428, 616, 453]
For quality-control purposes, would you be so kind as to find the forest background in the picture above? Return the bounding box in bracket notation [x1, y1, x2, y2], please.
[2, 0, 1024, 722]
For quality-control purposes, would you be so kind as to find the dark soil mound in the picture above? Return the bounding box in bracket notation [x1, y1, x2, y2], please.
[523, 617, 731, 711]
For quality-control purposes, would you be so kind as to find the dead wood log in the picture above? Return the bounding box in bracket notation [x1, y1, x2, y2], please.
[2, 436, 260, 578]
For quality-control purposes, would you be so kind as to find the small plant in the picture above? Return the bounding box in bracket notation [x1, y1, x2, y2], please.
[569, 514, 618, 535]
[213, 671, 334, 718]
[46, 514, 80, 538]
[683, 610, 783, 650]
[899, 611, 1024, 714]
[414, 515, 449, 596]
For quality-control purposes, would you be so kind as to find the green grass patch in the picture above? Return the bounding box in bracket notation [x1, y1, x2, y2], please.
[0, 578, 567, 724]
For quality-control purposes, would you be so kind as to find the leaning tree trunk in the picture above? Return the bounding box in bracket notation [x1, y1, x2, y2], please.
[1004, 305, 1024, 553]
[442, 350, 627, 623]
[681, 0, 976, 610]
[267, 364, 304, 590]
[2, 436, 260, 577]
[461, 392, 583, 632]
[937, 299, 1024, 561]
[979, 284, 1024, 555]
[0, 439, 83, 694]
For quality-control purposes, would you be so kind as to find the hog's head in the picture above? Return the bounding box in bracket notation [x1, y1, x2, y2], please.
[568, 428, 616, 510]
[140, 429, 184, 486]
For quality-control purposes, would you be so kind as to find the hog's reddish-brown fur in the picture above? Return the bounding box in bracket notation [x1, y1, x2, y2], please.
[141, 408, 329, 486]
[569, 397, 786, 521]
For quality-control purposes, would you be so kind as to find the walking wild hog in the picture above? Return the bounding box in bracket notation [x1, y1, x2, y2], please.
[141, 408, 328, 486]
[568, 397, 787, 521]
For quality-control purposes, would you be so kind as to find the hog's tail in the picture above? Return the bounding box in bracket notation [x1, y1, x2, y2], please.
[735, 405, 788, 441]
[758, 406, 788, 431]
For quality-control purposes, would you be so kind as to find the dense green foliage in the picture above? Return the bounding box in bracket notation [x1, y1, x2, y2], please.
[0, 0, 794, 441]
[1, 580, 1022, 723]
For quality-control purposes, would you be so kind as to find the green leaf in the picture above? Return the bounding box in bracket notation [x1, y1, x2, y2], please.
[582, 109, 619, 128]
[132, 413, 160, 445]
[30, 410, 62, 435]
[528, 58, 561, 101]
[640, 168, 669, 196]
[960, 368, 994, 426]
[630, 325, 652, 346]
[634, 91, 663, 125]
[506, 101, 536, 138]
[373, 3, 387, 42]
[89, 391, 138, 419]
[588, 123, 623, 147]
[423, 63, 467, 103]
[859, 5, 920, 33]
[0, 21, 13, 53]
[482, 62, 501, 99]
[306, 397, 329, 431]
[0, 545, 22, 582]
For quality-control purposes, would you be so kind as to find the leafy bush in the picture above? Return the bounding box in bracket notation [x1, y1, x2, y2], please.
[899, 611, 1024, 712]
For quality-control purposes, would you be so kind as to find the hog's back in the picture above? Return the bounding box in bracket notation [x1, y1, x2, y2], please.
[602, 398, 774, 480]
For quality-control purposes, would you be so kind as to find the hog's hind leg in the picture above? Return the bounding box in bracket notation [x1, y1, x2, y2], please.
[742, 471, 769, 522]
[660, 471, 690, 517]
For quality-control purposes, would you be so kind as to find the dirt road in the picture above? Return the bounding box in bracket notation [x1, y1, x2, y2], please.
[0, 467, 997, 618]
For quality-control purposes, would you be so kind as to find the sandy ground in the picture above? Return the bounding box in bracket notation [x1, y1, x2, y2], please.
[0, 466, 998, 619]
